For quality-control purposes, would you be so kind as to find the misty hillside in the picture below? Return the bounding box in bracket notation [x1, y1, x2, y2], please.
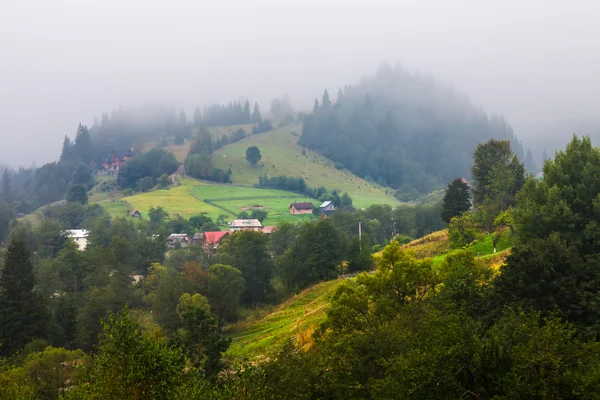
[300, 64, 524, 194]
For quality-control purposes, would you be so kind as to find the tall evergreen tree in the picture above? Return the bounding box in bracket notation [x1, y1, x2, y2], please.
[1, 169, 11, 204]
[178, 109, 188, 127]
[524, 148, 537, 172]
[251, 102, 262, 123]
[321, 90, 332, 112]
[243, 101, 251, 122]
[74, 124, 93, 164]
[313, 98, 320, 114]
[440, 178, 471, 223]
[0, 239, 48, 356]
[192, 106, 202, 127]
[60, 135, 75, 163]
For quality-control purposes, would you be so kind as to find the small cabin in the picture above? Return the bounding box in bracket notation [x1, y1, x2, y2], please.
[289, 202, 314, 215]
[166, 233, 192, 248]
[131, 210, 142, 219]
[319, 200, 335, 212]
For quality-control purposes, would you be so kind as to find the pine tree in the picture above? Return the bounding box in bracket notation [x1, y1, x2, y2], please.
[313, 98, 320, 114]
[251, 102, 262, 123]
[74, 124, 93, 164]
[321, 90, 332, 112]
[440, 178, 472, 223]
[524, 148, 537, 172]
[178, 109, 188, 127]
[0, 239, 48, 356]
[243, 101, 251, 122]
[1, 169, 11, 204]
[60, 135, 75, 163]
[192, 106, 202, 127]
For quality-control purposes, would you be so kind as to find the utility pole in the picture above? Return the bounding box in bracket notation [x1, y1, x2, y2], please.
[358, 221, 362, 249]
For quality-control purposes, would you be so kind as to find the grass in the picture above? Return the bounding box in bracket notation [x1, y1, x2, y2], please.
[224, 279, 345, 361]
[397, 228, 513, 269]
[113, 178, 318, 225]
[164, 123, 400, 209]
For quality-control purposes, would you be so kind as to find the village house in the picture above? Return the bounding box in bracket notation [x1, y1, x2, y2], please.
[66, 229, 89, 251]
[319, 200, 335, 212]
[193, 231, 229, 252]
[166, 233, 192, 248]
[130, 209, 142, 218]
[289, 202, 314, 215]
[102, 150, 135, 172]
[229, 219, 263, 232]
[262, 226, 278, 235]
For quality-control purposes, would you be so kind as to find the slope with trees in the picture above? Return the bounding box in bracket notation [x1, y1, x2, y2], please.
[300, 64, 525, 194]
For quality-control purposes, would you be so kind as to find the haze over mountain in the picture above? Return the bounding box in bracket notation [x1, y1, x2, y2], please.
[1, 0, 599, 166]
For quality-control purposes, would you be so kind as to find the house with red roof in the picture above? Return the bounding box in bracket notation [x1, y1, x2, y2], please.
[193, 231, 229, 253]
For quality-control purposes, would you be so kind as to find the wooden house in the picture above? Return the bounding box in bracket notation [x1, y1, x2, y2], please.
[166, 233, 192, 248]
[289, 202, 314, 215]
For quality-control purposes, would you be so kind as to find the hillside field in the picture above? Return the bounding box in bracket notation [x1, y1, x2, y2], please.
[161, 123, 400, 209]
[105, 178, 316, 226]
[224, 278, 345, 360]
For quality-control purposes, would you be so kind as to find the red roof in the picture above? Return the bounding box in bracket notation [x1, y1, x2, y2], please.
[203, 231, 229, 244]
[262, 226, 277, 234]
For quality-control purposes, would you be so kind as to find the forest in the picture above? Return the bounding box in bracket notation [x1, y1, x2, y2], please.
[2, 133, 600, 398]
[300, 64, 533, 194]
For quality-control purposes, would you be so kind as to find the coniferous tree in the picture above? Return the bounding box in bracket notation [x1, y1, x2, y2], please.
[1, 169, 11, 204]
[321, 90, 332, 112]
[251, 102, 262, 123]
[178, 109, 188, 128]
[60, 136, 75, 163]
[74, 124, 93, 164]
[243, 100, 251, 122]
[313, 98, 320, 114]
[440, 178, 471, 223]
[0, 239, 48, 356]
[524, 148, 537, 172]
[192, 106, 202, 127]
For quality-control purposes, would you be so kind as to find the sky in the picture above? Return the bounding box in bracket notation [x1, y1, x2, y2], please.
[1, 0, 599, 166]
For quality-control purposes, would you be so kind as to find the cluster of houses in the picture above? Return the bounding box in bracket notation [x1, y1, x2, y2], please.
[166, 219, 278, 250]
[66, 202, 336, 253]
[100, 150, 135, 173]
[288, 200, 335, 217]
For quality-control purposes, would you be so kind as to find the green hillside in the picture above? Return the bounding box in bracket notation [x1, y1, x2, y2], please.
[224, 278, 345, 360]
[162, 123, 400, 209]
[212, 124, 400, 209]
[104, 178, 316, 226]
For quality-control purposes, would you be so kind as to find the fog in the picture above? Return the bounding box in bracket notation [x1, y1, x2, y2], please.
[1, 0, 599, 166]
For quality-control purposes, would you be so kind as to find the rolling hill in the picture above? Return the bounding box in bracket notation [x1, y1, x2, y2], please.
[163, 123, 400, 210]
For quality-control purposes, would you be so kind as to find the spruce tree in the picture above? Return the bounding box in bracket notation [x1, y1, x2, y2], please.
[192, 106, 202, 127]
[1, 169, 11, 204]
[243, 100, 251, 122]
[60, 135, 74, 163]
[251, 102, 262, 123]
[440, 178, 472, 223]
[0, 239, 48, 356]
[74, 123, 93, 164]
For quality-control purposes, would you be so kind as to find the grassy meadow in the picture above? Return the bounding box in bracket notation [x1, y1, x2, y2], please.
[224, 278, 345, 360]
[108, 178, 317, 226]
